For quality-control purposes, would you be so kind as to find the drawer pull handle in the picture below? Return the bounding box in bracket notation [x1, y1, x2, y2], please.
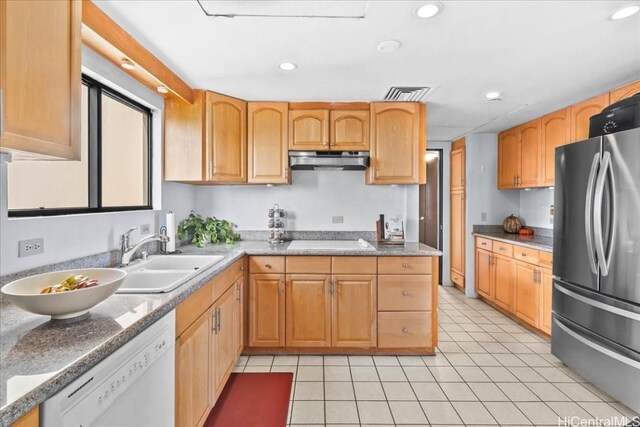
[402, 290, 409, 296]
[481, 242, 486, 246]
[402, 327, 409, 333]
[402, 263, 409, 268]
[265, 263, 271, 268]
[521, 253, 526, 257]
[240, 266, 244, 271]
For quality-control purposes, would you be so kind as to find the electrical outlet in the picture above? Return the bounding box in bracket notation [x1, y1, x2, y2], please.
[332, 216, 344, 224]
[19, 238, 44, 257]
[481, 212, 487, 222]
[550, 205, 554, 216]
[140, 224, 151, 234]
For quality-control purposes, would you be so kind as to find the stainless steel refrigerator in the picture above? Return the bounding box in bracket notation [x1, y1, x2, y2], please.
[552, 126, 640, 412]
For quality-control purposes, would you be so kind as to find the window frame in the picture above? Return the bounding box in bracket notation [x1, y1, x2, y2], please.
[8, 75, 153, 217]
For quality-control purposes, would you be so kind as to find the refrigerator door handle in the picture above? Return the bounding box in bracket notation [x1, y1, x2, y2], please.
[594, 151, 614, 277]
[584, 153, 600, 275]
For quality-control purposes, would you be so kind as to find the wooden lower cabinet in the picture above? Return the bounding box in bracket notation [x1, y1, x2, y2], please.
[540, 268, 553, 335]
[234, 278, 244, 358]
[285, 274, 332, 347]
[493, 254, 516, 312]
[450, 190, 465, 287]
[475, 248, 493, 299]
[10, 407, 39, 427]
[212, 285, 237, 402]
[248, 274, 285, 347]
[514, 261, 540, 328]
[378, 312, 431, 348]
[331, 274, 377, 347]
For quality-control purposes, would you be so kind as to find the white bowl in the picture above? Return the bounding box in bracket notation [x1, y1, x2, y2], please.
[1, 268, 127, 320]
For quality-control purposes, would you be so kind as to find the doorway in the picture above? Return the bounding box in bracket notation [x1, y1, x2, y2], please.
[419, 149, 443, 284]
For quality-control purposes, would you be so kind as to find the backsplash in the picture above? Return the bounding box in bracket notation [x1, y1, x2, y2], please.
[519, 188, 555, 229]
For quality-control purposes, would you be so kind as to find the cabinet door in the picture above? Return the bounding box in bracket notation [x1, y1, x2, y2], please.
[518, 119, 542, 187]
[541, 109, 570, 186]
[475, 249, 493, 299]
[570, 93, 609, 142]
[515, 261, 540, 328]
[212, 285, 237, 402]
[288, 109, 329, 150]
[450, 146, 465, 191]
[368, 102, 424, 184]
[609, 80, 640, 104]
[498, 129, 519, 189]
[176, 309, 212, 427]
[540, 268, 553, 335]
[450, 191, 465, 278]
[234, 278, 244, 358]
[248, 102, 289, 184]
[205, 92, 247, 183]
[331, 275, 377, 347]
[165, 91, 206, 181]
[493, 254, 516, 313]
[11, 407, 39, 427]
[330, 110, 370, 151]
[0, 0, 81, 160]
[249, 274, 285, 347]
[286, 274, 331, 347]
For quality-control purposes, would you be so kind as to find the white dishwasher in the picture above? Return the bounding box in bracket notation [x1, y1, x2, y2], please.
[42, 310, 175, 427]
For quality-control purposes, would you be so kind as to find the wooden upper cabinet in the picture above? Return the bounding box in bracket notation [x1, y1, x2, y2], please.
[498, 128, 519, 189]
[331, 275, 377, 347]
[450, 144, 465, 192]
[518, 119, 542, 188]
[367, 102, 426, 185]
[248, 102, 289, 184]
[288, 109, 329, 150]
[541, 109, 570, 186]
[285, 274, 332, 347]
[330, 110, 370, 151]
[0, 0, 81, 160]
[206, 92, 247, 183]
[609, 80, 640, 104]
[570, 93, 609, 142]
[165, 91, 206, 182]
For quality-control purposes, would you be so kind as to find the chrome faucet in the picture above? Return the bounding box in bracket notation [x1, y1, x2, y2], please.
[119, 227, 170, 266]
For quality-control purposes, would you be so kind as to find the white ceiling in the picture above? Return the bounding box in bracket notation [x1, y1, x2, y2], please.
[95, 1, 640, 141]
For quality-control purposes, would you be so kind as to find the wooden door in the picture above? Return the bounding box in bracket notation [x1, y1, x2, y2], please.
[212, 285, 236, 401]
[286, 274, 331, 347]
[570, 93, 609, 142]
[234, 278, 244, 358]
[0, 0, 81, 160]
[331, 275, 377, 347]
[498, 128, 519, 189]
[330, 110, 370, 151]
[518, 119, 542, 187]
[247, 102, 288, 184]
[493, 254, 516, 313]
[450, 146, 465, 192]
[515, 261, 540, 328]
[540, 268, 553, 335]
[288, 109, 329, 150]
[176, 309, 211, 427]
[367, 102, 424, 184]
[609, 80, 640, 104]
[249, 274, 285, 347]
[450, 191, 465, 279]
[475, 249, 492, 299]
[541, 109, 570, 186]
[205, 92, 247, 183]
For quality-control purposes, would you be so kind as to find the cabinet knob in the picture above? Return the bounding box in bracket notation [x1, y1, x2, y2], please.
[402, 263, 409, 268]
[521, 253, 526, 257]
[481, 242, 486, 246]
[240, 266, 244, 271]
[402, 327, 409, 333]
[402, 290, 409, 296]
[265, 263, 271, 268]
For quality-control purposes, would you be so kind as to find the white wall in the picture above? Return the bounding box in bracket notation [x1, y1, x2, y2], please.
[519, 189, 554, 229]
[194, 171, 419, 240]
[464, 134, 520, 297]
[0, 48, 196, 276]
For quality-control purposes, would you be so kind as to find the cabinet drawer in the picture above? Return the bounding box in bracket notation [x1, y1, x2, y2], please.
[476, 237, 493, 251]
[332, 256, 377, 274]
[286, 256, 331, 274]
[378, 275, 432, 311]
[176, 278, 215, 337]
[539, 251, 553, 268]
[378, 312, 432, 348]
[513, 247, 540, 265]
[378, 257, 431, 275]
[450, 271, 464, 287]
[250, 256, 285, 274]
[493, 242, 513, 257]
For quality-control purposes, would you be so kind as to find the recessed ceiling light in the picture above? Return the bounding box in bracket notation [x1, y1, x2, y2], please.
[121, 58, 135, 70]
[485, 91, 502, 100]
[416, 2, 443, 19]
[610, 5, 640, 20]
[279, 62, 297, 71]
[377, 40, 401, 53]
[157, 85, 169, 94]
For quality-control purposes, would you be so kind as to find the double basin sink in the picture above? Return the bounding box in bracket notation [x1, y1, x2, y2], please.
[117, 255, 225, 293]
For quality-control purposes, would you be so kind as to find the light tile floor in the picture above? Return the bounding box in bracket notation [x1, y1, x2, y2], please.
[233, 286, 640, 426]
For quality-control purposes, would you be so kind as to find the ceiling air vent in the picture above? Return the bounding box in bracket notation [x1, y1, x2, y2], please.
[383, 86, 435, 102]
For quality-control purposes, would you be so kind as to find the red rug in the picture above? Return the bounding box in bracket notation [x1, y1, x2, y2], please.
[204, 372, 293, 427]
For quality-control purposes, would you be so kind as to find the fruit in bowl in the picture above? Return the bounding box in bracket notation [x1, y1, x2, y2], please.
[1, 268, 127, 320]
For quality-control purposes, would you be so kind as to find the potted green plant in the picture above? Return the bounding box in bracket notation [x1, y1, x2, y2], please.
[177, 212, 240, 248]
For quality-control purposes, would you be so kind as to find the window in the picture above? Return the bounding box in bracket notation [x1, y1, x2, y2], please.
[7, 76, 152, 216]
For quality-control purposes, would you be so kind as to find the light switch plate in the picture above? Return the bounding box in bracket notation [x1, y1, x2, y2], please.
[140, 224, 151, 234]
[481, 212, 487, 222]
[19, 238, 44, 257]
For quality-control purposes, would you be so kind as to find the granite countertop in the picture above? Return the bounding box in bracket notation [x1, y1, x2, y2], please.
[0, 240, 440, 425]
[472, 231, 553, 252]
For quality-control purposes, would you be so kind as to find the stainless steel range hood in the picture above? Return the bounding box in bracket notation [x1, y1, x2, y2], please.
[289, 151, 369, 171]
